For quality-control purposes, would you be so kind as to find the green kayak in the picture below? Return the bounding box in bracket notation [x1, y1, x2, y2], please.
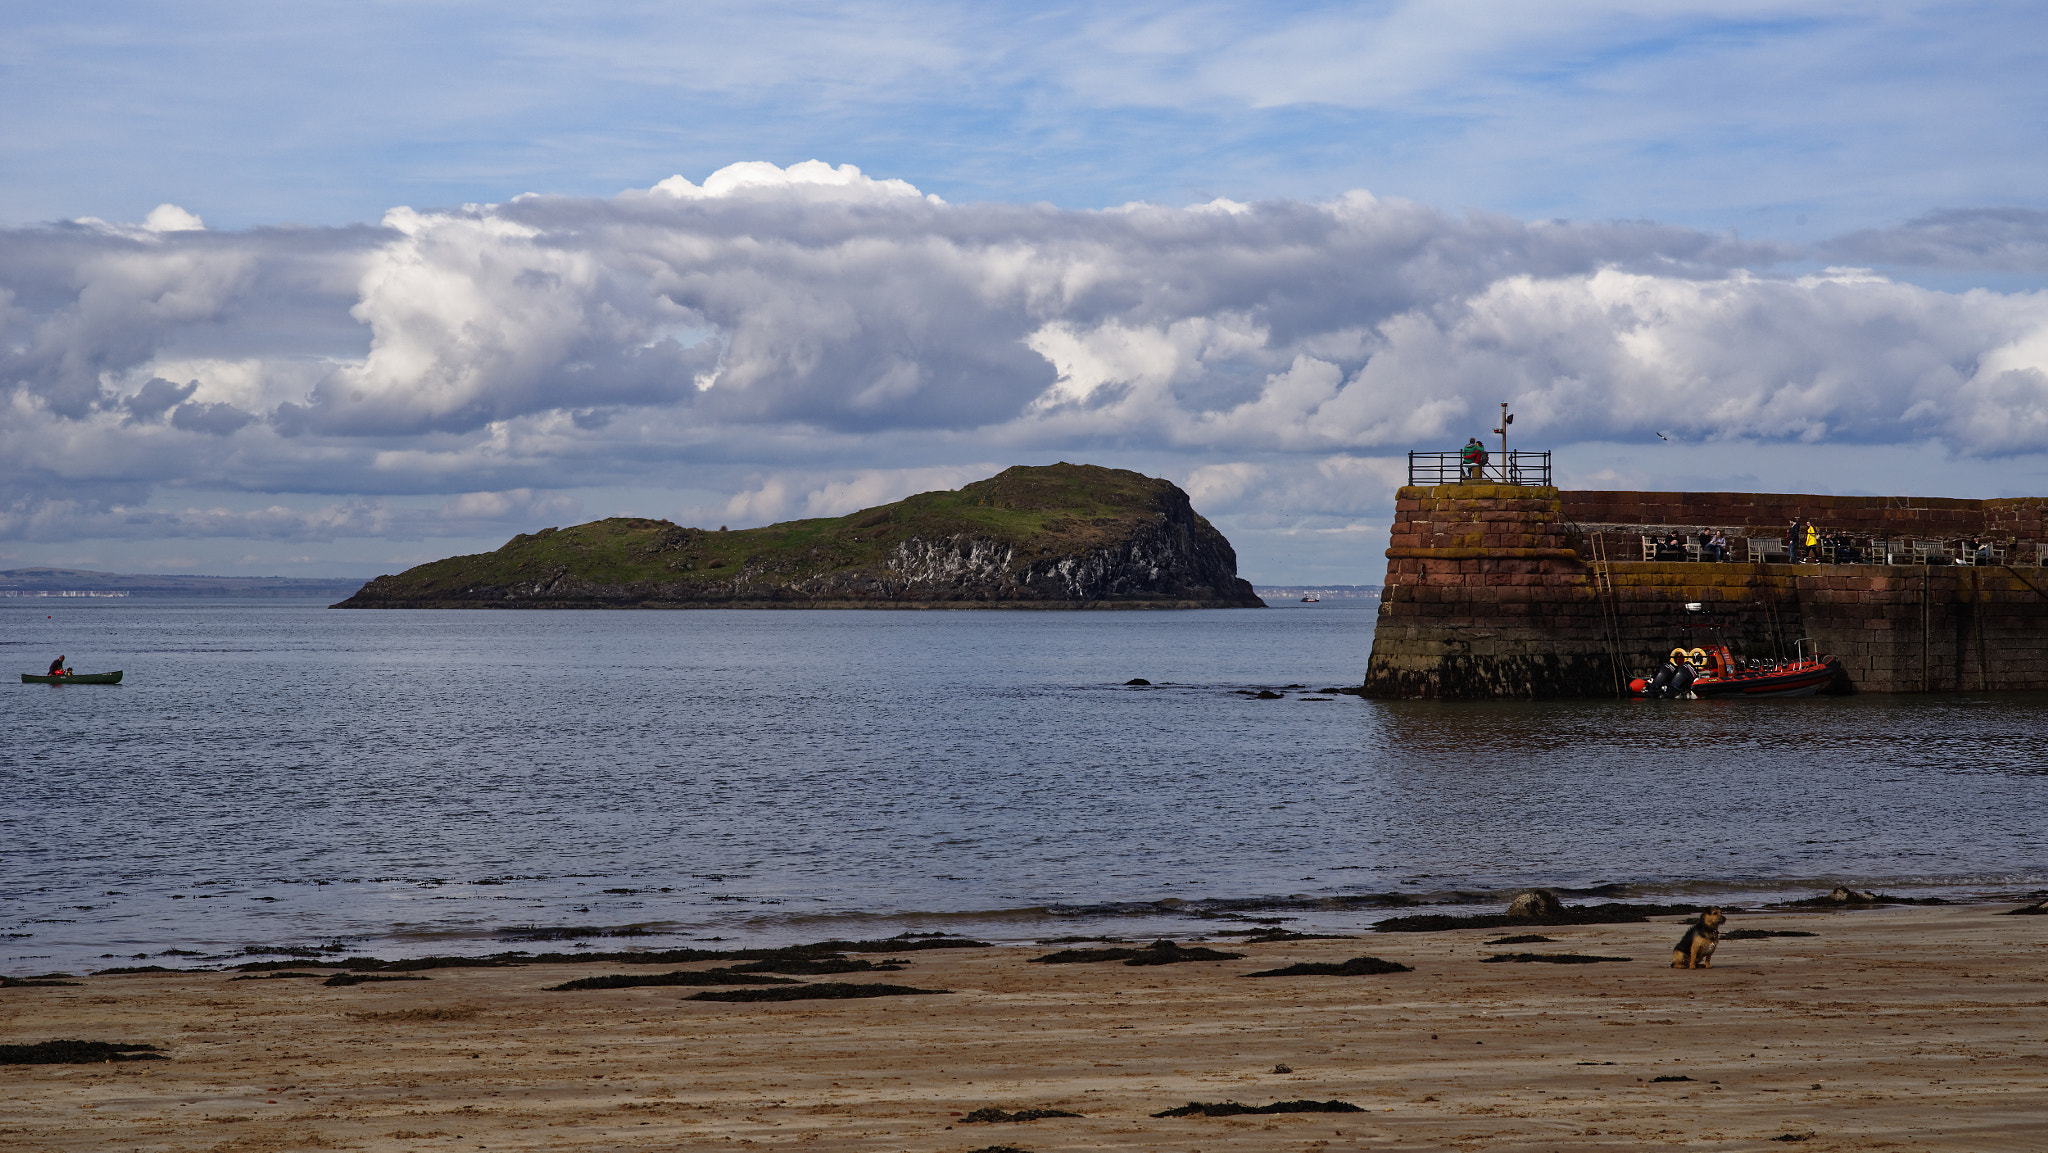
[21, 671, 123, 684]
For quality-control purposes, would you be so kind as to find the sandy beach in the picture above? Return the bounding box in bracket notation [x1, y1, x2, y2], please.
[4, 904, 2044, 1152]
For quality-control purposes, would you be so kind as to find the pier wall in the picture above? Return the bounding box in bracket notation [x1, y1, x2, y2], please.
[1362, 485, 2048, 699]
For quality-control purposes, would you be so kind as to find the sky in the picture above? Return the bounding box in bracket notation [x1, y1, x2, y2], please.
[5, 2, 2048, 581]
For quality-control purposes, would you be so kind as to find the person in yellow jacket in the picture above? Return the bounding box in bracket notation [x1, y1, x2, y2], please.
[1803, 519, 1820, 563]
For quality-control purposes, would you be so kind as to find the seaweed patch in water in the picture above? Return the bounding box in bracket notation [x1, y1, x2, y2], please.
[1722, 929, 1818, 940]
[1485, 934, 1557, 945]
[1031, 940, 1244, 966]
[547, 970, 797, 991]
[1, 975, 82, 987]
[1152, 1099, 1364, 1118]
[90, 965, 196, 976]
[1481, 953, 1633, 964]
[686, 982, 949, 1002]
[961, 1107, 1084, 1123]
[0, 1040, 166, 1065]
[1374, 902, 1707, 933]
[495, 925, 660, 941]
[1245, 955, 1412, 977]
[322, 973, 431, 986]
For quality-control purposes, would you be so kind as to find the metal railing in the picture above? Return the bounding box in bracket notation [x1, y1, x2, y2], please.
[1408, 450, 1552, 487]
[1591, 529, 2043, 568]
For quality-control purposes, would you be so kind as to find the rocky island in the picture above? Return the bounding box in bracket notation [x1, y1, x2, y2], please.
[334, 463, 1264, 609]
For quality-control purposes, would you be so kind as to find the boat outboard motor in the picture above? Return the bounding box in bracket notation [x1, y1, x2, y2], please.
[1669, 662, 1697, 697]
[1646, 660, 1677, 697]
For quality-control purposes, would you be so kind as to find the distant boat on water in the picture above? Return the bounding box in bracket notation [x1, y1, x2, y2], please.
[1300, 593, 1320, 602]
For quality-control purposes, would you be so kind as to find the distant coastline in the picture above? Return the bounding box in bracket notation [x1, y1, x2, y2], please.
[0, 567, 365, 599]
[1253, 584, 1382, 601]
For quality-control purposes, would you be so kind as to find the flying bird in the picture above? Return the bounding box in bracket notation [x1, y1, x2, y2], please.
[1655, 432, 1669, 441]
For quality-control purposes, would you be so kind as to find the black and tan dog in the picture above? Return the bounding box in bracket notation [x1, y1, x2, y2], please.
[1669, 908, 1727, 969]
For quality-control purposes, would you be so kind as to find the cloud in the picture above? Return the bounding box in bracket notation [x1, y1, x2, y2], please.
[642, 160, 939, 204]
[6, 162, 2048, 562]
[0, 488, 581, 545]
[720, 464, 998, 523]
[1823, 208, 2048, 272]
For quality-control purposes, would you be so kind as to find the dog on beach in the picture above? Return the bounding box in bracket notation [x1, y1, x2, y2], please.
[1669, 908, 1726, 969]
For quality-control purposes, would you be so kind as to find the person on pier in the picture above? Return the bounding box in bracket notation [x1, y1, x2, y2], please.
[1461, 437, 1488, 481]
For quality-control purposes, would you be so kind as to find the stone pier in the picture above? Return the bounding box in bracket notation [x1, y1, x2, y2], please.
[1361, 484, 2048, 699]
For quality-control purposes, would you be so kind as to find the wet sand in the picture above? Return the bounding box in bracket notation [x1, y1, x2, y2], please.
[3, 904, 2044, 1152]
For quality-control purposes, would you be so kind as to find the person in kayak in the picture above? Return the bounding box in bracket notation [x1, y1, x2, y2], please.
[47, 655, 68, 677]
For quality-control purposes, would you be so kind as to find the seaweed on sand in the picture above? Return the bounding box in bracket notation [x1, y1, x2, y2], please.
[961, 1107, 1083, 1123]
[295, 933, 992, 976]
[1, 975, 82, 987]
[1031, 940, 1244, 966]
[1722, 929, 1818, 940]
[1481, 953, 1632, 964]
[228, 971, 324, 981]
[1484, 934, 1557, 945]
[1212, 928, 1356, 942]
[547, 970, 797, 991]
[687, 982, 949, 1002]
[322, 973, 430, 986]
[1780, 888, 1947, 907]
[1374, 902, 1707, 933]
[728, 955, 905, 974]
[1152, 1099, 1364, 1118]
[1245, 955, 1412, 977]
[0, 1040, 165, 1064]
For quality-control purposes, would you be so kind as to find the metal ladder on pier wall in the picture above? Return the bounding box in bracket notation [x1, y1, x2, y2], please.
[1587, 532, 1627, 697]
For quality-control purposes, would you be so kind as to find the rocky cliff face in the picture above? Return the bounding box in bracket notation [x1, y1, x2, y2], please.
[335, 463, 1264, 609]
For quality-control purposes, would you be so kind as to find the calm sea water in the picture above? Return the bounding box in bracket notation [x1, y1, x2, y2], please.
[4, 598, 2045, 975]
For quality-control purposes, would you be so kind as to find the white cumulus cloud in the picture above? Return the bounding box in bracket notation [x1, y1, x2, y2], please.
[5, 159, 2048, 566]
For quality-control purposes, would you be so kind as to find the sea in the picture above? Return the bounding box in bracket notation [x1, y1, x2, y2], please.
[4, 597, 2045, 975]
